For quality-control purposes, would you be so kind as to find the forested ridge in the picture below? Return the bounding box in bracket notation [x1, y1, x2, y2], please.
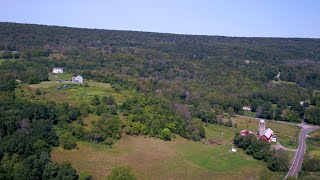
[1, 22, 320, 178]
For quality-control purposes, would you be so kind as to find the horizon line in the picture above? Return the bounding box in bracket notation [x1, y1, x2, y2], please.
[1, 21, 320, 40]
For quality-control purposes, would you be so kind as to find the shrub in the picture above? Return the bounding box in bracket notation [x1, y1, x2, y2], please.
[160, 128, 172, 141]
[35, 88, 41, 95]
[60, 132, 77, 150]
[107, 166, 136, 180]
[79, 171, 92, 180]
[104, 137, 115, 146]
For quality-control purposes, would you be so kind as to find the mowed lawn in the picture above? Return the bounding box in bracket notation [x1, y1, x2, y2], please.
[52, 123, 281, 180]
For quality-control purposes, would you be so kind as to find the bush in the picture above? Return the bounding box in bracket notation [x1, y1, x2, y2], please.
[79, 171, 92, 180]
[60, 132, 77, 150]
[160, 128, 172, 141]
[104, 137, 115, 146]
[303, 158, 320, 172]
[35, 88, 42, 95]
[123, 126, 132, 135]
[43, 162, 78, 180]
[131, 122, 141, 135]
[267, 150, 290, 172]
[107, 166, 136, 180]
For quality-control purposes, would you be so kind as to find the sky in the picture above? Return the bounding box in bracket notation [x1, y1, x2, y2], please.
[1, 0, 320, 38]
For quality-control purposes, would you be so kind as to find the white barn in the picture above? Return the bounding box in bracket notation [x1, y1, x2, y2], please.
[52, 68, 64, 73]
[72, 75, 83, 84]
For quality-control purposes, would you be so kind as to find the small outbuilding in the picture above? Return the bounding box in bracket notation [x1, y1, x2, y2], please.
[240, 130, 249, 136]
[230, 146, 237, 152]
[242, 106, 252, 111]
[72, 75, 84, 84]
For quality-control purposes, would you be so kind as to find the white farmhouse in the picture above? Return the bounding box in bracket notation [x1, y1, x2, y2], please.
[72, 75, 83, 84]
[52, 68, 64, 73]
[242, 106, 252, 111]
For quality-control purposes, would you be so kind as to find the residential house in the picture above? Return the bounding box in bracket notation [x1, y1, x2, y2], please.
[52, 68, 64, 73]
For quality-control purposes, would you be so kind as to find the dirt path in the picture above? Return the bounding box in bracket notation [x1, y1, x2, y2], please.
[272, 142, 296, 152]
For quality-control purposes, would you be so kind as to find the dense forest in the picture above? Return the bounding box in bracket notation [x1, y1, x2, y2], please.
[0, 22, 320, 178]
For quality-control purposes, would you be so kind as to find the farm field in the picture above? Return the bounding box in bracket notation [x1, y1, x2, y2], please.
[52, 133, 280, 180]
[51, 115, 298, 180]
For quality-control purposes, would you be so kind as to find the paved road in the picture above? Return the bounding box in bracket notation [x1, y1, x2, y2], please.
[235, 115, 320, 178]
[285, 125, 319, 179]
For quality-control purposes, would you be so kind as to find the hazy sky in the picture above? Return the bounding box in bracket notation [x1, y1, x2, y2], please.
[1, 0, 319, 38]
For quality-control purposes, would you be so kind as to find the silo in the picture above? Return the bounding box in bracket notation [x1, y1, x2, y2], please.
[259, 119, 266, 136]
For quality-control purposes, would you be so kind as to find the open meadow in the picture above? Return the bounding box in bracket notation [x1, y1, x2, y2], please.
[51, 115, 298, 180]
[16, 79, 133, 106]
[52, 133, 281, 180]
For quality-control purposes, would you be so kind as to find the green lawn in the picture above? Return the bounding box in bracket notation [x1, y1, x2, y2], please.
[49, 73, 72, 81]
[243, 111, 256, 118]
[0, 58, 16, 64]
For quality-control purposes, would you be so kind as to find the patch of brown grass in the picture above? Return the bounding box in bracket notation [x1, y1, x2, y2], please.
[52, 135, 279, 180]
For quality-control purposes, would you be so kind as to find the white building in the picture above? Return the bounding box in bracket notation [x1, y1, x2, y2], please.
[242, 106, 252, 111]
[259, 119, 266, 136]
[52, 68, 64, 73]
[72, 75, 83, 84]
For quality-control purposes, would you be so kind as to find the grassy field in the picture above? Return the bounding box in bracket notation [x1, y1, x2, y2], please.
[49, 73, 73, 81]
[0, 58, 16, 64]
[52, 134, 280, 180]
[16, 80, 133, 106]
[51, 116, 299, 179]
[243, 111, 256, 118]
[307, 130, 320, 159]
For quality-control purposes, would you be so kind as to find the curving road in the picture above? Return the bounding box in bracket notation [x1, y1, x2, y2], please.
[284, 124, 319, 179]
[235, 115, 320, 178]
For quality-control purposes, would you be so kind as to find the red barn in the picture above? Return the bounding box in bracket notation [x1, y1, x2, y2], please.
[240, 130, 249, 136]
[259, 128, 273, 142]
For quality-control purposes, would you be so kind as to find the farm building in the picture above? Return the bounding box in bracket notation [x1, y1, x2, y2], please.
[239, 119, 276, 142]
[240, 130, 255, 136]
[72, 75, 83, 83]
[260, 128, 274, 142]
[242, 106, 252, 111]
[52, 68, 64, 73]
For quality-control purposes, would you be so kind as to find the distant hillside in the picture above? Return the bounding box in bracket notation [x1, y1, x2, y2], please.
[0, 22, 320, 61]
[1, 22, 320, 126]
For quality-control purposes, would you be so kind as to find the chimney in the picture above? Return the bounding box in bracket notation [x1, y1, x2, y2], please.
[259, 119, 266, 136]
